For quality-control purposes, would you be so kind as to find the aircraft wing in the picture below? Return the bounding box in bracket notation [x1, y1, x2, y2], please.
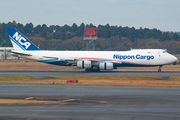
[46, 56, 121, 64]
[59, 57, 121, 65]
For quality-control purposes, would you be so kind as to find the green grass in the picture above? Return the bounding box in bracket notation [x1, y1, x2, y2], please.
[0, 75, 180, 88]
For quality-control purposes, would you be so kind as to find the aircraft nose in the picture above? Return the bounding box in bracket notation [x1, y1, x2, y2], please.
[166, 54, 177, 64]
[173, 56, 178, 62]
[171, 55, 178, 63]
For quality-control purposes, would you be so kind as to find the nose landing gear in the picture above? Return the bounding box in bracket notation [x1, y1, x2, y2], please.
[158, 66, 162, 72]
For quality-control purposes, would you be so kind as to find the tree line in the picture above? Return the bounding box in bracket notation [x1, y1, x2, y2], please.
[0, 21, 180, 53]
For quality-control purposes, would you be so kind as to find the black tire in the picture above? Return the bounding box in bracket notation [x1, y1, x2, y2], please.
[158, 69, 161, 72]
[93, 69, 100, 72]
[85, 68, 100, 72]
[96, 69, 100, 72]
[85, 68, 92, 72]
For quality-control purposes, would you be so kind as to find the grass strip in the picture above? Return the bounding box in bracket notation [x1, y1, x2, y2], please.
[0, 75, 180, 87]
[45, 75, 180, 87]
[0, 99, 61, 104]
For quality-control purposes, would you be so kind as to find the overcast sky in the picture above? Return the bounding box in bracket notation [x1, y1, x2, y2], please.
[0, 0, 180, 31]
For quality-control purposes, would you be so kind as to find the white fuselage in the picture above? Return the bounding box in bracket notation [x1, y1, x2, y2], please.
[12, 49, 177, 67]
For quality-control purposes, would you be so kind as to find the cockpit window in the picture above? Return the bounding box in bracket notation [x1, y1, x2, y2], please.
[163, 51, 167, 53]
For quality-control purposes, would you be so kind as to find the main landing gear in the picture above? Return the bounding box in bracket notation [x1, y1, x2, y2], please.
[158, 66, 162, 72]
[85, 68, 100, 72]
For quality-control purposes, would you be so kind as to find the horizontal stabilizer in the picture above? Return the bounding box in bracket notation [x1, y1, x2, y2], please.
[11, 51, 32, 56]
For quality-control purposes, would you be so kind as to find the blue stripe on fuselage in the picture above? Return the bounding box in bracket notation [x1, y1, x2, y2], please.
[39, 59, 59, 62]
[39, 60, 70, 66]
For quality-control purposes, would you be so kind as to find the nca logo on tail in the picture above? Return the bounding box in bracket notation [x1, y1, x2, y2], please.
[13, 32, 31, 49]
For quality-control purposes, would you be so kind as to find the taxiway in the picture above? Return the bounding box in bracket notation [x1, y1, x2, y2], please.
[0, 83, 180, 120]
[0, 70, 180, 79]
[0, 70, 180, 119]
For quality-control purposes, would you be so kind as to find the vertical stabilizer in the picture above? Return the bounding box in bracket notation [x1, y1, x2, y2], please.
[6, 28, 40, 51]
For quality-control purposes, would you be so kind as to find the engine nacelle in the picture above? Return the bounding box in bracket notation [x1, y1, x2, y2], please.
[77, 60, 91, 69]
[99, 62, 113, 70]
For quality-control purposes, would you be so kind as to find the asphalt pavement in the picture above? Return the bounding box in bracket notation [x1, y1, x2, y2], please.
[0, 70, 180, 79]
[0, 83, 180, 120]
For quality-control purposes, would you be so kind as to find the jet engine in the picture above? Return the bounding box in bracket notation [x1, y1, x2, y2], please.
[77, 60, 92, 69]
[99, 62, 113, 70]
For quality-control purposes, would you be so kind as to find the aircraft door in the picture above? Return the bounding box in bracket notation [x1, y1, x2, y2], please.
[158, 51, 161, 57]
[157, 50, 167, 64]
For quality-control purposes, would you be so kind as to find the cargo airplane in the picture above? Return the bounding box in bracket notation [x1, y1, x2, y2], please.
[6, 28, 177, 72]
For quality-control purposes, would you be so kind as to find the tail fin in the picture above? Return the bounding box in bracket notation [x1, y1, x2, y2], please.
[6, 28, 40, 51]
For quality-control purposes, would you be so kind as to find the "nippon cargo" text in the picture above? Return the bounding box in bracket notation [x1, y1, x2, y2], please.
[113, 54, 154, 60]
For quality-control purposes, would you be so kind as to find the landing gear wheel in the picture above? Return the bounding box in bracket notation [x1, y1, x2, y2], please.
[85, 68, 89, 72]
[94, 68, 100, 72]
[85, 68, 92, 72]
[158, 66, 162, 72]
[85, 68, 100, 72]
